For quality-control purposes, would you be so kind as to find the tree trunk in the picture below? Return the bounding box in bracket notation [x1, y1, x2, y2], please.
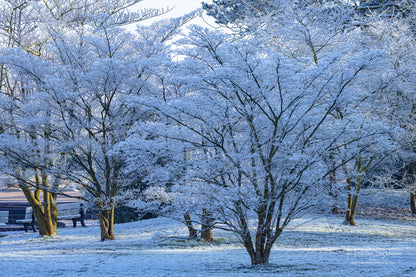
[18, 173, 57, 236]
[410, 193, 416, 215]
[345, 175, 362, 226]
[201, 209, 213, 242]
[33, 205, 56, 236]
[99, 208, 115, 241]
[345, 194, 358, 226]
[245, 236, 272, 264]
[250, 248, 271, 265]
[40, 180, 57, 236]
[184, 212, 197, 238]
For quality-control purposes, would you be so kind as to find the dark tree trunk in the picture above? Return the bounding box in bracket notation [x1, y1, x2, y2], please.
[345, 175, 363, 226]
[410, 193, 416, 215]
[244, 230, 276, 264]
[184, 212, 197, 238]
[249, 247, 272, 265]
[201, 209, 213, 242]
[344, 156, 374, 226]
[243, 210, 278, 264]
[345, 194, 358, 226]
[99, 208, 115, 241]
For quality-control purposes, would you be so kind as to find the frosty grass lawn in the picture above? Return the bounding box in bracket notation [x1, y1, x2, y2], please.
[0, 213, 415, 277]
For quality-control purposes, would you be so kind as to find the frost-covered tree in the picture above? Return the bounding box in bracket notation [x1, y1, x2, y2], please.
[0, 0, 192, 239]
[0, 0, 64, 236]
[125, 20, 393, 263]
[203, 0, 415, 224]
[202, 0, 358, 33]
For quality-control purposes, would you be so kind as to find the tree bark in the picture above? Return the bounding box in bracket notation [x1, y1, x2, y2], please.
[201, 209, 213, 242]
[18, 170, 57, 236]
[184, 212, 197, 238]
[250, 248, 271, 265]
[244, 233, 273, 264]
[345, 194, 358, 226]
[99, 208, 115, 241]
[33, 205, 56, 236]
[410, 193, 416, 215]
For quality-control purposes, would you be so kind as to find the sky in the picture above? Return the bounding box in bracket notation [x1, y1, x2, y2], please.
[135, 0, 214, 25]
[139, 0, 205, 17]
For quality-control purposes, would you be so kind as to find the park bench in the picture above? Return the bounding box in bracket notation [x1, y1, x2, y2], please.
[0, 211, 9, 226]
[16, 203, 85, 232]
[57, 203, 85, 228]
[16, 207, 36, 232]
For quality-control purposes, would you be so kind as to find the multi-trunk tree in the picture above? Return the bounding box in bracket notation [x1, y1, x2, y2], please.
[0, 0, 190, 240]
[0, 0, 61, 236]
[125, 12, 394, 263]
[203, 0, 415, 227]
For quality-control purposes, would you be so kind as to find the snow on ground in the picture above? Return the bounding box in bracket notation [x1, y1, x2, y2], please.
[0, 214, 415, 276]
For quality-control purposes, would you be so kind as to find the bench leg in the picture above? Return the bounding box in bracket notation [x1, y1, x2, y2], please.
[31, 221, 36, 232]
[23, 223, 28, 232]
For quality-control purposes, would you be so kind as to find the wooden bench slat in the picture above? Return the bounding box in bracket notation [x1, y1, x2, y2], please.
[16, 219, 32, 224]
